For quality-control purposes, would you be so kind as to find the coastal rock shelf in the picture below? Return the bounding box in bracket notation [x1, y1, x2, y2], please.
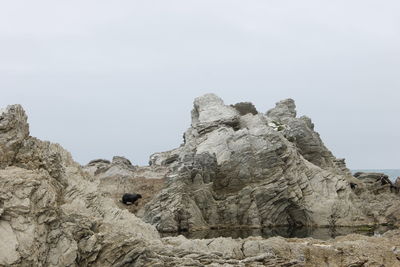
[1, 96, 400, 266]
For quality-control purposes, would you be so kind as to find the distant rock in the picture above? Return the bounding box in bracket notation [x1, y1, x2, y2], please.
[396, 177, 400, 187]
[354, 172, 392, 185]
[84, 155, 135, 178]
[230, 102, 258, 116]
[191, 93, 240, 134]
[266, 98, 297, 120]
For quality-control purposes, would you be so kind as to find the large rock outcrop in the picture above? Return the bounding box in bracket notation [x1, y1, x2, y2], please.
[143, 94, 400, 233]
[1, 101, 400, 266]
[0, 105, 161, 266]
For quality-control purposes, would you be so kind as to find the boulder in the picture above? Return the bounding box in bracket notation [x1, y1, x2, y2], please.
[191, 93, 240, 134]
[354, 172, 395, 191]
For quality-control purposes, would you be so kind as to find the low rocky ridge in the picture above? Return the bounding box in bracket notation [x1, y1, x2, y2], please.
[143, 94, 400, 233]
[83, 157, 167, 215]
[0, 99, 399, 266]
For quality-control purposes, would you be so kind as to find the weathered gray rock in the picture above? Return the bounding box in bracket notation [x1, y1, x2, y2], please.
[266, 98, 297, 121]
[349, 172, 400, 225]
[0, 105, 29, 168]
[267, 99, 351, 175]
[82, 155, 168, 218]
[84, 156, 136, 178]
[143, 94, 400, 233]
[396, 177, 400, 188]
[191, 93, 241, 134]
[354, 172, 392, 184]
[230, 102, 258, 116]
[353, 172, 397, 194]
[1, 100, 400, 266]
[0, 105, 161, 266]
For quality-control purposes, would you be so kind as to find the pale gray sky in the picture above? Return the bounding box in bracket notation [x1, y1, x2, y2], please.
[0, 1, 399, 169]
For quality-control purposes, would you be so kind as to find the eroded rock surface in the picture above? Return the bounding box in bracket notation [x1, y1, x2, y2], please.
[143, 94, 400, 233]
[0, 105, 160, 266]
[83, 156, 168, 215]
[0, 104, 29, 168]
[1, 101, 400, 266]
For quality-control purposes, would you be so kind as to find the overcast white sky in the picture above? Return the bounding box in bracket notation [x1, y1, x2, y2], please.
[0, 1, 399, 169]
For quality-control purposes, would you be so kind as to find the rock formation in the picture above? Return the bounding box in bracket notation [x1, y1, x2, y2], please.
[0, 105, 161, 266]
[353, 172, 395, 190]
[1, 99, 400, 266]
[83, 156, 168, 215]
[143, 94, 400, 233]
[351, 172, 400, 225]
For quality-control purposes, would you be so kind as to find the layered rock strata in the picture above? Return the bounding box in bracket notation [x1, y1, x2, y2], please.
[0, 105, 160, 266]
[83, 156, 168, 215]
[1, 100, 400, 266]
[143, 94, 400, 233]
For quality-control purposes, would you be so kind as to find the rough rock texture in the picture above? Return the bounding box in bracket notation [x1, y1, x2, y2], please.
[396, 177, 400, 188]
[268, 99, 351, 176]
[83, 157, 168, 215]
[0, 105, 161, 266]
[0, 105, 29, 168]
[354, 172, 394, 188]
[351, 172, 400, 225]
[143, 94, 400, 233]
[1, 102, 400, 266]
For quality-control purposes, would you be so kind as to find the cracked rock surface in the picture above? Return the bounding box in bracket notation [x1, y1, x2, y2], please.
[1, 99, 400, 266]
[143, 94, 400, 233]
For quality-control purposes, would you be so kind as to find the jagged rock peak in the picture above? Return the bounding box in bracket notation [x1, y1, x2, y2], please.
[83, 155, 136, 178]
[143, 94, 369, 232]
[266, 98, 297, 121]
[112, 156, 134, 167]
[0, 104, 30, 168]
[190, 94, 299, 128]
[87, 159, 111, 165]
[191, 93, 240, 133]
[2, 102, 400, 266]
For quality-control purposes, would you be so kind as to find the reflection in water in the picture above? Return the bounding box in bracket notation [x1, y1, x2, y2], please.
[161, 225, 396, 240]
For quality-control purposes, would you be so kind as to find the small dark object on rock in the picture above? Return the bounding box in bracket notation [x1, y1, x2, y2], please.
[350, 183, 357, 190]
[122, 193, 142, 205]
